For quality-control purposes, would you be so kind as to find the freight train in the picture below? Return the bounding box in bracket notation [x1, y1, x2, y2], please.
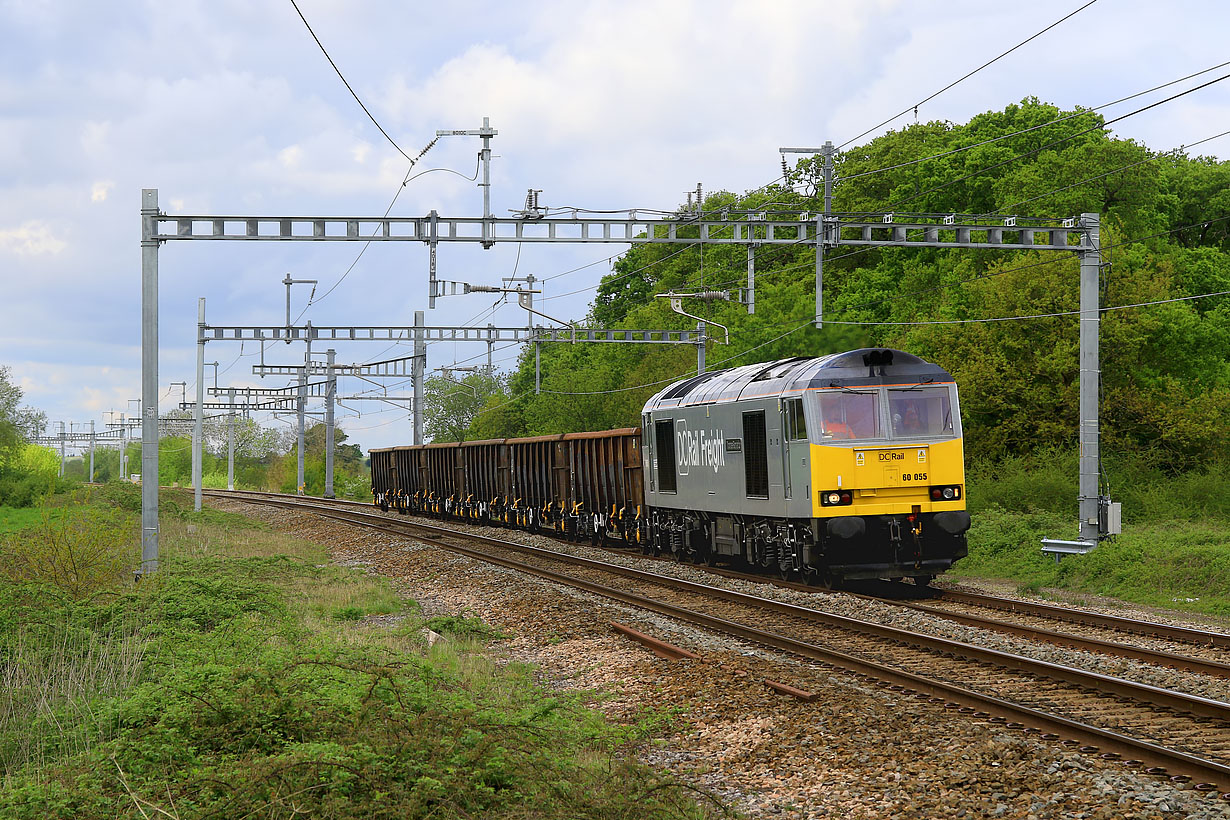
[370, 348, 970, 585]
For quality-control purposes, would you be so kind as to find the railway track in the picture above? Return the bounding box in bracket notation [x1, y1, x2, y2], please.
[205, 489, 1230, 796]
[220, 489, 1230, 679]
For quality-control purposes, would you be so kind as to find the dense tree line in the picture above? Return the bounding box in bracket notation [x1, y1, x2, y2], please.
[50, 416, 369, 500]
[457, 99, 1229, 471]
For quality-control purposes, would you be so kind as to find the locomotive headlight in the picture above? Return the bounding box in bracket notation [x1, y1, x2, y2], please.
[930, 485, 962, 501]
[943, 487, 955, 500]
[821, 490, 853, 507]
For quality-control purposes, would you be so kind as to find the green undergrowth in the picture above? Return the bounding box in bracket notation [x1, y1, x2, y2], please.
[0, 490, 712, 819]
[0, 506, 57, 535]
[956, 454, 1230, 617]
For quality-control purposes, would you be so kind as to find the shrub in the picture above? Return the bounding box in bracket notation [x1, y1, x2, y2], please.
[0, 505, 138, 599]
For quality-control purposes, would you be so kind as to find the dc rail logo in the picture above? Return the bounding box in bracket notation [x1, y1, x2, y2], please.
[675, 421, 727, 475]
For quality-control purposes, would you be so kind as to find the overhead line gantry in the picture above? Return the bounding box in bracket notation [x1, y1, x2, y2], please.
[140, 142, 1107, 573]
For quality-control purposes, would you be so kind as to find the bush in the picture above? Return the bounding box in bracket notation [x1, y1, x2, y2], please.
[0, 472, 43, 508]
[0, 504, 138, 599]
[0, 553, 706, 820]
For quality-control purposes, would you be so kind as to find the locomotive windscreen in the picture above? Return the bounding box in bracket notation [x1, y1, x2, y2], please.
[815, 390, 879, 440]
[888, 387, 956, 438]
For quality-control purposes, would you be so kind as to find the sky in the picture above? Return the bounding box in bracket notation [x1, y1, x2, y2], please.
[2, 0, 1228, 454]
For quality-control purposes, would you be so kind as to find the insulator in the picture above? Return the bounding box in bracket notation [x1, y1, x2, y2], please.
[691, 290, 730, 303]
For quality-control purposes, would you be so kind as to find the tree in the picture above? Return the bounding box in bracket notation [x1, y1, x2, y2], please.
[423, 372, 507, 443]
[0, 365, 47, 459]
[0, 366, 53, 506]
[202, 414, 283, 459]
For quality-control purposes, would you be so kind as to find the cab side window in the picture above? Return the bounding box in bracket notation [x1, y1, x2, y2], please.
[786, 398, 807, 441]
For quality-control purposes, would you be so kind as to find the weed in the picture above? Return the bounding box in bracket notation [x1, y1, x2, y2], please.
[425, 614, 508, 641]
[332, 605, 365, 621]
[954, 504, 1230, 617]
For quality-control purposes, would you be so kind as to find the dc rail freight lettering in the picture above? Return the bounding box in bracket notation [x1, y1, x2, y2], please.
[370, 348, 971, 585]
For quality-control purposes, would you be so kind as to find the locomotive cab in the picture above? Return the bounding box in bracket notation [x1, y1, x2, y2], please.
[641, 348, 970, 584]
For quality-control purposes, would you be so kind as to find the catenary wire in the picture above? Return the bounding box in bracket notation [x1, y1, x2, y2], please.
[821, 289, 1230, 326]
[837, 0, 1100, 151]
[295, 153, 476, 324]
[890, 71, 1230, 210]
[839, 58, 1230, 184]
[288, 0, 414, 164]
[535, 66, 1230, 317]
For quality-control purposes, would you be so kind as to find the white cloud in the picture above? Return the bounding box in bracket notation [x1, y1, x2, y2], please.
[91, 180, 113, 202]
[81, 120, 111, 157]
[0, 221, 67, 255]
[279, 145, 303, 168]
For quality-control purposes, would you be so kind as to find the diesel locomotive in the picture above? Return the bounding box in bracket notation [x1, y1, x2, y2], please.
[370, 348, 970, 585]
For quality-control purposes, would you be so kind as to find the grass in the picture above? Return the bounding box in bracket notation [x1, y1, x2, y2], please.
[0, 505, 65, 535]
[956, 453, 1230, 618]
[0, 487, 713, 819]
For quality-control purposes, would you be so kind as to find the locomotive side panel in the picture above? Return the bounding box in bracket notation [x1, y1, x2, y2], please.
[644, 400, 791, 519]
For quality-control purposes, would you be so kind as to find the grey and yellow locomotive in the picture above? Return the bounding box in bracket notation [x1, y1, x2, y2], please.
[641, 348, 970, 584]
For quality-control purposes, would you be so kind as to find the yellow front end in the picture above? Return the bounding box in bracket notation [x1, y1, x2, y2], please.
[811, 438, 967, 518]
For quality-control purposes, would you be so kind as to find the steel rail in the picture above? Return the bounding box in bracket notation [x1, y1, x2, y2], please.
[222, 490, 1230, 678]
[852, 594, 1230, 679]
[935, 588, 1230, 649]
[208, 490, 1230, 792]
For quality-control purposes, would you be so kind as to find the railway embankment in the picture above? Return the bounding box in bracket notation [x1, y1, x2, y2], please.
[204, 494, 1230, 819]
[0, 488, 709, 819]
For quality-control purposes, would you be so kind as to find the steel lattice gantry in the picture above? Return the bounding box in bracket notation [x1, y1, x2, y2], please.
[141, 187, 1103, 576]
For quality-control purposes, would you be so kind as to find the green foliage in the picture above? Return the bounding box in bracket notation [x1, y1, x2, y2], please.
[0, 497, 708, 819]
[425, 614, 509, 642]
[0, 500, 138, 599]
[0, 441, 59, 508]
[955, 505, 1230, 617]
[457, 98, 1230, 474]
[0, 366, 46, 465]
[423, 371, 507, 443]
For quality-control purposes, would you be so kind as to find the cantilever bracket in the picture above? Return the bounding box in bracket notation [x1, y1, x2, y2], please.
[517, 291, 578, 342]
[657, 292, 730, 345]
